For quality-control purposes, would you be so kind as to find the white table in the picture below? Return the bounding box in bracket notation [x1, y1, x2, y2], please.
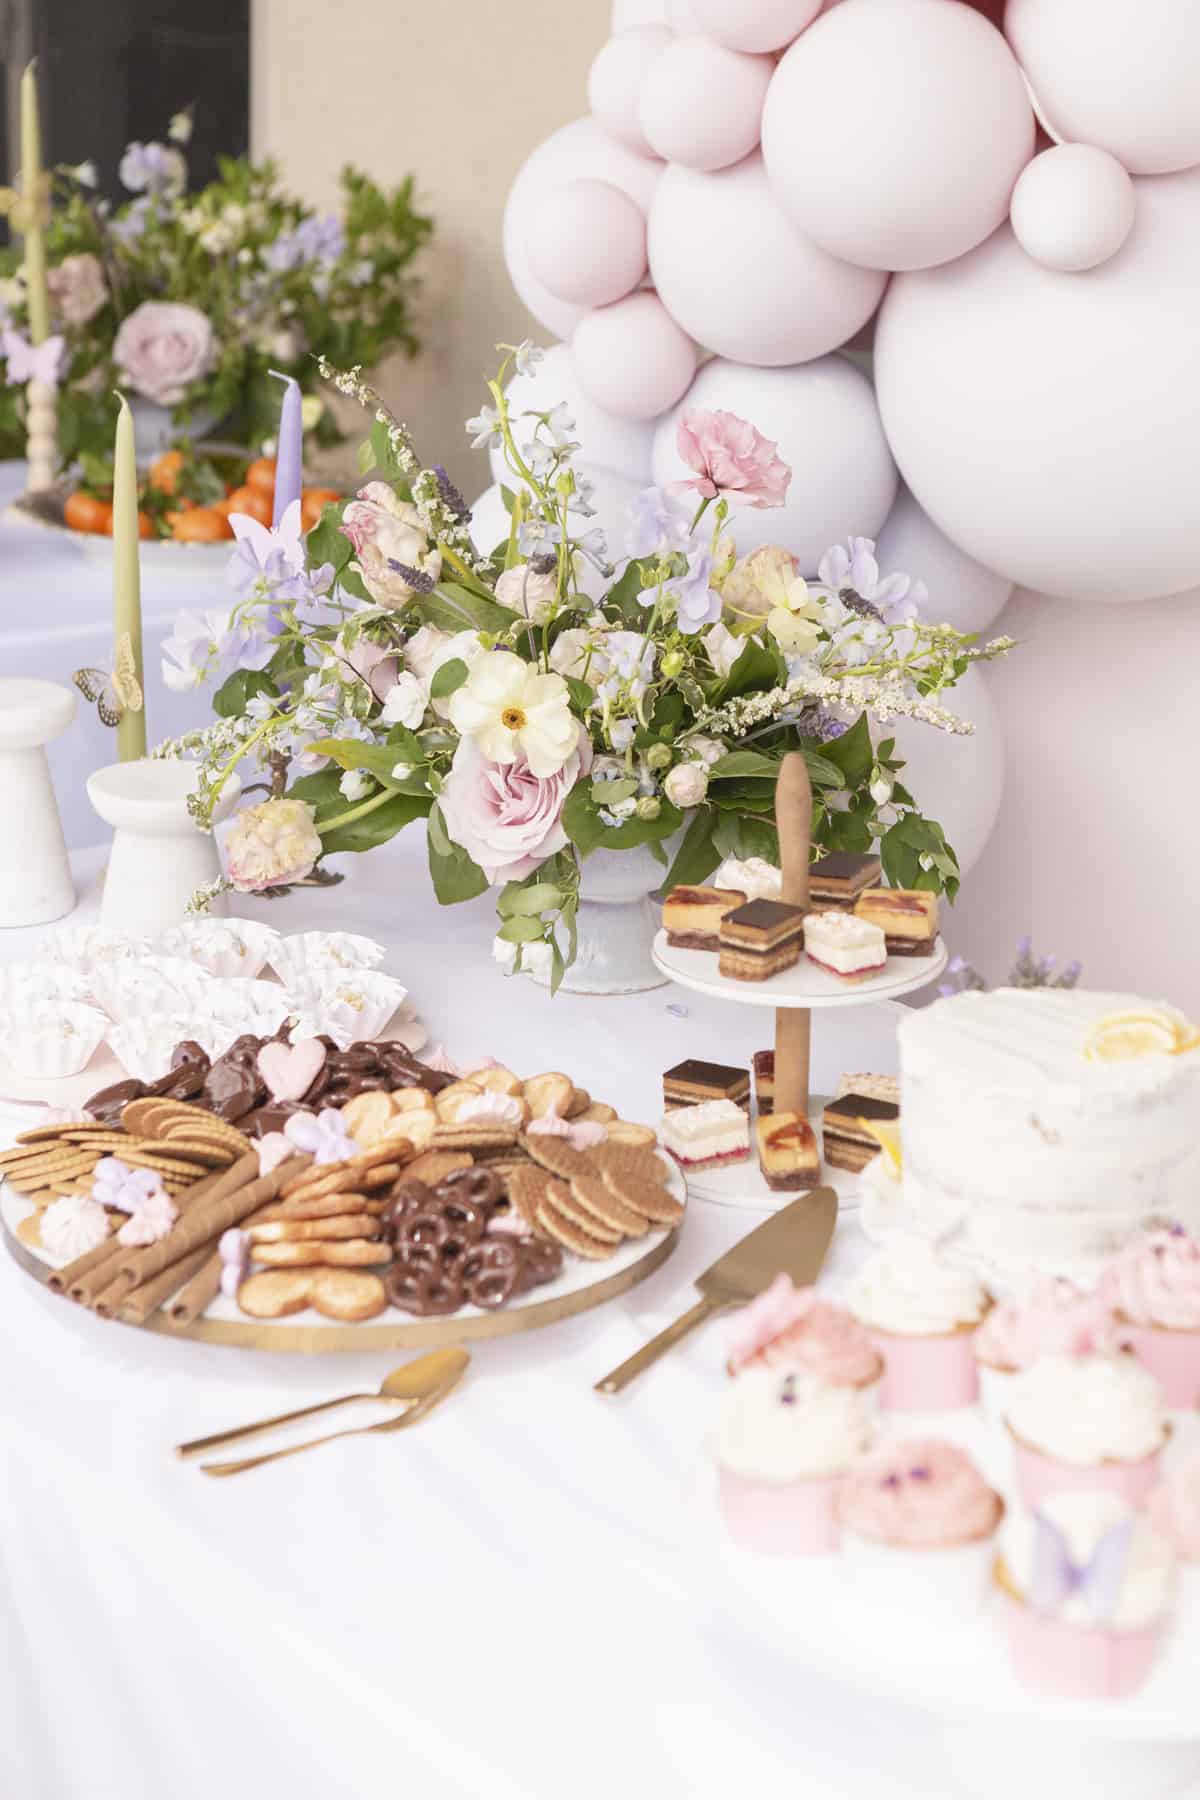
[0, 834, 959, 1800]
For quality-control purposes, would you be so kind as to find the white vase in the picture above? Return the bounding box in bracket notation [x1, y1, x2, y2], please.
[531, 844, 670, 997]
[127, 397, 222, 459]
[86, 760, 239, 933]
[0, 678, 77, 927]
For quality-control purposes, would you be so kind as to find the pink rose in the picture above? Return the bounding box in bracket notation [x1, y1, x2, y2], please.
[47, 253, 107, 326]
[225, 798, 322, 892]
[340, 481, 442, 608]
[438, 733, 592, 884]
[673, 408, 792, 510]
[113, 300, 215, 406]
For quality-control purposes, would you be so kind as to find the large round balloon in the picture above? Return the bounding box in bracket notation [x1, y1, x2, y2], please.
[638, 36, 774, 172]
[1009, 145, 1136, 274]
[761, 0, 1034, 270]
[527, 179, 648, 308]
[469, 463, 644, 604]
[691, 0, 823, 53]
[588, 29, 672, 157]
[885, 665, 1004, 880]
[875, 167, 1200, 603]
[611, 0, 670, 32]
[503, 118, 663, 340]
[489, 343, 657, 487]
[875, 487, 1012, 638]
[571, 292, 698, 421]
[1007, 0, 1200, 177]
[650, 355, 898, 572]
[648, 154, 886, 366]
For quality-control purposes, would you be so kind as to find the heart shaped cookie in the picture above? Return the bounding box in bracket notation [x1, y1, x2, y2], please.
[257, 1037, 327, 1104]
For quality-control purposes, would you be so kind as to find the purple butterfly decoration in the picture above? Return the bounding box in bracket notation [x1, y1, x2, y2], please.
[1, 328, 66, 388]
[1030, 1512, 1134, 1622]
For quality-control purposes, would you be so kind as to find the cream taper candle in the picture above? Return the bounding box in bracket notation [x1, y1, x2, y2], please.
[112, 393, 147, 761]
[20, 62, 49, 346]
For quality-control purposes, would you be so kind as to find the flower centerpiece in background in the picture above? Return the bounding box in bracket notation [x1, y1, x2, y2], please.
[0, 110, 431, 465]
[157, 341, 1014, 991]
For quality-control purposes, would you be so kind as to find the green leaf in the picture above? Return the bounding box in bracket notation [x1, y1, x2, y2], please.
[385, 723, 424, 763]
[416, 582, 516, 638]
[707, 636, 782, 701]
[426, 802, 489, 904]
[801, 749, 846, 790]
[356, 438, 376, 476]
[212, 669, 275, 719]
[497, 915, 547, 945]
[565, 677, 595, 712]
[562, 779, 682, 857]
[497, 881, 563, 918]
[592, 777, 639, 804]
[819, 712, 874, 786]
[429, 657, 469, 701]
[304, 738, 423, 792]
[601, 559, 652, 628]
[304, 510, 352, 578]
[287, 770, 429, 855]
[707, 749, 780, 782]
[663, 807, 720, 890]
[561, 780, 609, 858]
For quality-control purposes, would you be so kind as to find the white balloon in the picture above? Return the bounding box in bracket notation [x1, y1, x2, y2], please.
[468, 464, 644, 603]
[488, 343, 657, 486]
[527, 180, 648, 308]
[875, 167, 1200, 603]
[571, 292, 698, 421]
[886, 665, 1005, 880]
[503, 118, 663, 339]
[1007, 0, 1200, 177]
[638, 36, 774, 172]
[1010, 145, 1136, 274]
[761, 0, 1034, 270]
[668, 0, 703, 26]
[588, 29, 672, 156]
[875, 487, 1012, 637]
[647, 154, 886, 366]
[691, 0, 823, 53]
[650, 355, 898, 573]
[612, 0, 670, 28]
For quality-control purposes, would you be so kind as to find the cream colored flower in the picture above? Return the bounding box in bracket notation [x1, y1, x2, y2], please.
[225, 799, 322, 892]
[494, 561, 559, 625]
[448, 651, 579, 778]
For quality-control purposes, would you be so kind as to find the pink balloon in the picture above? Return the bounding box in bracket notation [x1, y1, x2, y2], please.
[489, 344, 657, 486]
[571, 292, 698, 420]
[762, 0, 1034, 270]
[668, 0, 704, 25]
[588, 29, 672, 156]
[638, 36, 774, 173]
[611, 0, 670, 25]
[528, 180, 648, 308]
[648, 154, 886, 365]
[691, 0, 823, 53]
[1010, 146, 1136, 274]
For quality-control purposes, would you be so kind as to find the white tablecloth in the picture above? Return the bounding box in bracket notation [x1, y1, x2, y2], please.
[0, 834, 958, 1800]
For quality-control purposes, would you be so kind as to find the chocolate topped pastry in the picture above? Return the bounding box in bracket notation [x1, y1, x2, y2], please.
[718, 899, 806, 983]
[662, 884, 746, 952]
[821, 1092, 900, 1174]
[808, 851, 882, 910]
[170, 1040, 210, 1072]
[662, 1058, 750, 1113]
[201, 1057, 261, 1123]
[85, 1077, 148, 1124]
[147, 1061, 209, 1101]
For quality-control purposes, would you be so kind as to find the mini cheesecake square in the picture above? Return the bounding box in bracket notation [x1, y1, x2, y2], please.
[822, 1092, 900, 1174]
[755, 1111, 821, 1191]
[752, 1049, 775, 1116]
[807, 852, 882, 912]
[804, 910, 888, 982]
[663, 1058, 750, 1112]
[853, 887, 939, 956]
[663, 885, 746, 952]
[660, 1099, 750, 1172]
[718, 899, 806, 983]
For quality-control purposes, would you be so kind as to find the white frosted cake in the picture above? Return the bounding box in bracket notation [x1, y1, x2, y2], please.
[894, 988, 1200, 1286]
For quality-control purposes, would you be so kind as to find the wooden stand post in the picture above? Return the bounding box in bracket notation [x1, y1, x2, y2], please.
[774, 753, 812, 1118]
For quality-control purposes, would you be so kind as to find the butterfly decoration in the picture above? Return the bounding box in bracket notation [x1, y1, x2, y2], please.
[1029, 1512, 1134, 1623]
[0, 328, 66, 389]
[0, 174, 51, 238]
[73, 634, 143, 729]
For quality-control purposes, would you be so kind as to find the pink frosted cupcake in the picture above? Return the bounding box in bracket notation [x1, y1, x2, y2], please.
[837, 1438, 1003, 1622]
[726, 1272, 884, 1393]
[1004, 1352, 1169, 1510]
[974, 1277, 1118, 1420]
[1101, 1225, 1200, 1409]
[995, 1492, 1175, 1699]
[1149, 1457, 1200, 1586]
[716, 1365, 874, 1557]
[847, 1237, 989, 1412]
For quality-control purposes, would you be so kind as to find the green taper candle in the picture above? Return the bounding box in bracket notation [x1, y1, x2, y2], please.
[112, 393, 147, 760]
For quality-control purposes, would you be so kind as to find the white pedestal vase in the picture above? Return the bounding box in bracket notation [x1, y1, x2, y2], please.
[127, 398, 222, 459]
[0, 678, 77, 928]
[86, 760, 239, 933]
[531, 843, 670, 997]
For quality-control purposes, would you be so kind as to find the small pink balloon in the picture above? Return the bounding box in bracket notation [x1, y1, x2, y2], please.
[571, 292, 698, 420]
[691, 0, 823, 53]
[527, 179, 648, 308]
[588, 29, 672, 156]
[1010, 145, 1136, 274]
[638, 36, 774, 173]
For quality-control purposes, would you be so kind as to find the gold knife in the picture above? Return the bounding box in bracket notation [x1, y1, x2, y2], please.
[594, 1186, 838, 1397]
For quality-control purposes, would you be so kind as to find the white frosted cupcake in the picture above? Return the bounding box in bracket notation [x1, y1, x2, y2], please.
[974, 1277, 1118, 1420]
[1005, 1353, 1169, 1511]
[716, 1365, 874, 1557]
[847, 1237, 989, 1412]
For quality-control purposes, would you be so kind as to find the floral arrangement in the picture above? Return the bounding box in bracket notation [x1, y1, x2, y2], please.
[0, 111, 431, 464]
[939, 938, 1083, 999]
[157, 342, 1014, 990]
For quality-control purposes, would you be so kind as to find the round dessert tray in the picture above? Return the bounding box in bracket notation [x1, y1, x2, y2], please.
[677, 1097, 865, 1215]
[4, 499, 231, 570]
[652, 932, 948, 1010]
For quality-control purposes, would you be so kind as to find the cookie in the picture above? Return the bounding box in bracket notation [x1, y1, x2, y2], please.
[577, 1102, 617, 1125]
[236, 1270, 314, 1318]
[247, 1213, 379, 1243]
[431, 1124, 518, 1153]
[356, 1159, 411, 1192]
[395, 1149, 473, 1187]
[564, 1087, 591, 1120]
[568, 1173, 649, 1239]
[117, 1147, 215, 1181]
[434, 1080, 483, 1123]
[280, 1163, 355, 1203]
[388, 1112, 435, 1152]
[161, 1116, 252, 1158]
[598, 1156, 684, 1226]
[388, 1087, 436, 1116]
[506, 1163, 555, 1230]
[350, 1140, 417, 1178]
[258, 1192, 383, 1223]
[251, 1238, 392, 1268]
[521, 1134, 592, 1183]
[604, 1120, 658, 1148]
[120, 1098, 194, 1137]
[473, 1065, 523, 1098]
[12, 1124, 86, 1146]
[340, 1090, 398, 1147]
[309, 1269, 388, 1323]
[552, 1179, 623, 1244]
[522, 1072, 573, 1120]
[534, 1192, 614, 1261]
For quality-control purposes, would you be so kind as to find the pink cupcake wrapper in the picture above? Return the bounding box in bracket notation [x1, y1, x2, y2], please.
[999, 1592, 1160, 1700]
[1121, 1322, 1200, 1410]
[869, 1326, 980, 1413]
[718, 1465, 842, 1556]
[1010, 1431, 1164, 1512]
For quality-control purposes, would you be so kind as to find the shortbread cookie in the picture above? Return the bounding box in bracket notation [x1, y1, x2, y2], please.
[522, 1072, 573, 1119]
[258, 1190, 379, 1223]
[280, 1163, 352, 1203]
[340, 1090, 399, 1146]
[473, 1065, 523, 1098]
[247, 1213, 377, 1243]
[604, 1120, 658, 1149]
[236, 1270, 314, 1318]
[388, 1088, 436, 1116]
[403, 1149, 474, 1186]
[309, 1269, 388, 1323]
[535, 1191, 614, 1260]
[577, 1101, 616, 1125]
[350, 1140, 416, 1178]
[434, 1081, 484, 1123]
[564, 1087, 591, 1120]
[357, 1160, 410, 1191]
[251, 1237, 392, 1268]
[388, 1111, 435, 1151]
[432, 1124, 519, 1153]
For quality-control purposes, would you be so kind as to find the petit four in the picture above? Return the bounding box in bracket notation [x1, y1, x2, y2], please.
[853, 886, 939, 956]
[718, 899, 806, 982]
[752, 1049, 775, 1115]
[807, 851, 881, 911]
[660, 1099, 750, 1172]
[755, 1111, 820, 1192]
[803, 910, 887, 981]
[1004, 1351, 1169, 1511]
[713, 855, 782, 903]
[662, 1058, 750, 1113]
[821, 1092, 900, 1174]
[847, 1238, 989, 1413]
[662, 885, 745, 951]
[834, 1071, 899, 1105]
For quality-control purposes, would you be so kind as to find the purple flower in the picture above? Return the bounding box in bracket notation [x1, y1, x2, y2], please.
[817, 537, 928, 626]
[625, 486, 694, 560]
[118, 141, 185, 195]
[160, 608, 273, 691]
[669, 548, 722, 635]
[110, 198, 150, 246]
[265, 214, 345, 272]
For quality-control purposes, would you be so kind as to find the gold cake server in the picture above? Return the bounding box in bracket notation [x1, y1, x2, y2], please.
[594, 1187, 837, 1397]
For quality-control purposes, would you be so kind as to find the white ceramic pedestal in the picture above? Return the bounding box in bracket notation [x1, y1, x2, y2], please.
[531, 845, 669, 996]
[86, 760, 238, 933]
[0, 678, 77, 928]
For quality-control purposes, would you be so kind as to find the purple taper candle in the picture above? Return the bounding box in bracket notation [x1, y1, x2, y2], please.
[268, 368, 303, 528]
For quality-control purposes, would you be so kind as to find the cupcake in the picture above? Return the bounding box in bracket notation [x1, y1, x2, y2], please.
[726, 1273, 883, 1394]
[994, 1492, 1174, 1699]
[1005, 1352, 1169, 1510]
[974, 1277, 1118, 1419]
[837, 1438, 1003, 1622]
[716, 1365, 874, 1556]
[846, 1236, 989, 1412]
[1148, 1457, 1200, 1581]
[1101, 1226, 1200, 1409]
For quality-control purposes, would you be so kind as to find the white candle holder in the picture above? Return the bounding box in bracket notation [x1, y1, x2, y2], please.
[24, 377, 57, 493]
[0, 677, 77, 927]
[86, 760, 240, 934]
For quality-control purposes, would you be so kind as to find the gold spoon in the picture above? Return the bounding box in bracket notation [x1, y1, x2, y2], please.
[199, 1354, 469, 1478]
[175, 1349, 467, 1460]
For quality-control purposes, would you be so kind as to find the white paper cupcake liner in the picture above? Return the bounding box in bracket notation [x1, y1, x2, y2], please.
[268, 931, 386, 984]
[87, 955, 219, 1024]
[284, 970, 408, 1050]
[2, 1000, 110, 1078]
[39, 926, 150, 974]
[197, 980, 293, 1057]
[0, 961, 93, 1008]
[157, 919, 280, 980]
[108, 1013, 199, 1083]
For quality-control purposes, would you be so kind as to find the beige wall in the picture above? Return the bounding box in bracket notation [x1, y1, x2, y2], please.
[251, 0, 608, 498]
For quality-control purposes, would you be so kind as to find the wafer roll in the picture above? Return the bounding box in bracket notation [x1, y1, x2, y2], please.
[165, 1252, 223, 1326]
[66, 1155, 260, 1305]
[119, 1244, 215, 1326]
[110, 1156, 310, 1288]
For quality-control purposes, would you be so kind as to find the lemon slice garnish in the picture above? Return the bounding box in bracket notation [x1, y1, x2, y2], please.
[857, 1117, 902, 1177]
[1084, 1007, 1199, 1063]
